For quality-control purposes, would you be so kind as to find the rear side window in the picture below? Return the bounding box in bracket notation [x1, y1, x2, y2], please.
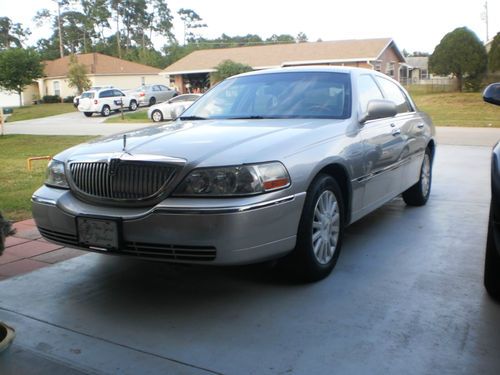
[81, 92, 94, 99]
[99, 90, 113, 98]
[374, 77, 412, 114]
[357, 74, 384, 113]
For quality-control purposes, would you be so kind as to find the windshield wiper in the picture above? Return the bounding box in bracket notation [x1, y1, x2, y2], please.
[179, 115, 207, 121]
[224, 115, 278, 119]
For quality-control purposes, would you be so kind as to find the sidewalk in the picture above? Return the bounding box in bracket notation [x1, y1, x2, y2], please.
[0, 219, 86, 280]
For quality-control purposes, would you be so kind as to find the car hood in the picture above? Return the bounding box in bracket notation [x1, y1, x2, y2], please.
[56, 118, 351, 167]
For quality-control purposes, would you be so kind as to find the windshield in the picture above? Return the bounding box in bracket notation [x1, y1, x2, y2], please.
[181, 71, 351, 120]
[81, 92, 95, 99]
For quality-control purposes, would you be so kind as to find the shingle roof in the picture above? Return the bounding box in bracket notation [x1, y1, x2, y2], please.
[43, 53, 161, 78]
[163, 38, 403, 74]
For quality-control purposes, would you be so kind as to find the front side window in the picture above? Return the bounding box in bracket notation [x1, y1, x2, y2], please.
[99, 90, 112, 98]
[181, 72, 352, 120]
[357, 74, 384, 113]
[375, 77, 412, 114]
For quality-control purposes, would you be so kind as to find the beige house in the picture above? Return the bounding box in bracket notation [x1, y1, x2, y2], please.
[23, 53, 164, 104]
[162, 38, 406, 93]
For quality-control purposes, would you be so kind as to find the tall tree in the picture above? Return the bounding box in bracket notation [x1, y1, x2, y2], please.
[0, 48, 44, 106]
[67, 54, 91, 94]
[429, 27, 487, 91]
[81, 0, 111, 47]
[296, 32, 308, 43]
[177, 8, 207, 45]
[0, 17, 31, 49]
[267, 34, 295, 44]
[34, 1, 71, 58]
[488, 32, 500, 73]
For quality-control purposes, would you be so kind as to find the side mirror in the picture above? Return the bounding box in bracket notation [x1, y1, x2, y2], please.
[359, 99, 397, 124]
[483, 83, 500, 106]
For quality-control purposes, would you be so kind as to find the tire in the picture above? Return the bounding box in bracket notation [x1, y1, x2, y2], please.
[83, 112, 93, 117]
[101, 105, 111, 117]
[151, 110, 163, 122]
[149, 97, 156, 106]
[129, 100, 138, 111]
[288, 174, 345, 282]
[403, 147, 432, 206]
[485, 206, 500, 300]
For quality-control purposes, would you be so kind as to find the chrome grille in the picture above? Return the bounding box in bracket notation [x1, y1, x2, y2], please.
[69, 161, 176, 200]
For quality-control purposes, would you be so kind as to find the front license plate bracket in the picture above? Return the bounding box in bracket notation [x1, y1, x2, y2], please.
[77, 217, 120, 250]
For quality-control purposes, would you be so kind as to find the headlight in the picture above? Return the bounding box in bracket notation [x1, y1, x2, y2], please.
[174, 162, 291, 196]
[45, 159, 69, 189]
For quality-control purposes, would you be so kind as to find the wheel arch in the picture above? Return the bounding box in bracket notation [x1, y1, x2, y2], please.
[427, 139, 436, 161]
[313, 163, 352, 224]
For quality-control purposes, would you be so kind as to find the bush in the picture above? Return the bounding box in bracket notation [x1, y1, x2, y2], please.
[42, 95, 61, 103]
[63, 96, 75, 103]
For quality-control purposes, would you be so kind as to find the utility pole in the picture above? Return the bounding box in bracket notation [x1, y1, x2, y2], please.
[482, 0, 490, 42]
[54, 0, 64, 58]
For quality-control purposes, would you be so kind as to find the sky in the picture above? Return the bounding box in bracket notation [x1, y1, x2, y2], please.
[0, 0, 498, 54]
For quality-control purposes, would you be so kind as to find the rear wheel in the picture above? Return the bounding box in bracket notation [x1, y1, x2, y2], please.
[403, 147, 432, 206]
[288, 174, 344, 282]
[149, 97, 156, 106]
[151, 110, 163, 122]
[485, 206, 500, 300]
[101, 105, 111, 117]
[83, 112, 92, 117]
[129, 100, 138, 111]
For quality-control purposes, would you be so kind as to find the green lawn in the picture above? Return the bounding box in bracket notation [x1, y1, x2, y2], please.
[104, 109, 150, 123]
[6, 103, 77, 122]
[0, 135, 95, 222]
[411, 92, 500, 127]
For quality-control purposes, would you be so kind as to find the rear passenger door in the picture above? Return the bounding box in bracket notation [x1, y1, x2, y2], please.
[374, 76, 424, 192]
[358, 74, 406, 213]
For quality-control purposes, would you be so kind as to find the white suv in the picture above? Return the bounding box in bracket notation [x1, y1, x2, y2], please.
[78, 88, 138, 117]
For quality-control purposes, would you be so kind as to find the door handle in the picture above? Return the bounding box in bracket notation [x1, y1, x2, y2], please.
[391, 128, 401, 136]
[417, 123, 425, 129]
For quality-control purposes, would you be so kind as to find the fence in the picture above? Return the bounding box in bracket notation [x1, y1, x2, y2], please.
[401, 77, 459, 93]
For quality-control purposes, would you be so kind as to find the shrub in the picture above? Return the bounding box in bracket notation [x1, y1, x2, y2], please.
[42, 95, 61, 103]
[63, 96, 75, 103]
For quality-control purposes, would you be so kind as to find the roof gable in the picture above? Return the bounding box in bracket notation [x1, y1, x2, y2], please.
[163, 38, 404, 74]
[43, 53, 161, 78]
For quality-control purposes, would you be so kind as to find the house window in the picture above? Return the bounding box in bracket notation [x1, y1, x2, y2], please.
[421, 69, 428, 80]
[373, 61, 382, 72]
[386, 62, 395, 77]
[53, 81, 60, 96]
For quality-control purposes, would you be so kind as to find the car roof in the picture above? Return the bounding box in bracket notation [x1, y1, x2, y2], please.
[232, 65, 377, 79]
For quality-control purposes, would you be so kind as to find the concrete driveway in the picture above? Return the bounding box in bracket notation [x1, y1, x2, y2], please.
[2, 111, 150, 136]
[0, 131, 500, 374]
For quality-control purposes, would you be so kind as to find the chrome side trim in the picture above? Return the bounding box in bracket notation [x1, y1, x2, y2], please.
[31, 195, 57, 206]
[154, 193, 304, 215]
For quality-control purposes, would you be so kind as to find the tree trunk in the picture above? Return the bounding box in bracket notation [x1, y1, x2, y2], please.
[456, 73, 463, 92]
[116, 15, 121, 58]
[17, 88, 23, 107]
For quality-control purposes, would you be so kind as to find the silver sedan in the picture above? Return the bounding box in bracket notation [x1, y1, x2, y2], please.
[128, 84, 178, 107]
[32, 67, 435, 282]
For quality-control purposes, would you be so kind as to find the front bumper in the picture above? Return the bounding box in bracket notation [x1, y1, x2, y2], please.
[32, 186, 305, 265]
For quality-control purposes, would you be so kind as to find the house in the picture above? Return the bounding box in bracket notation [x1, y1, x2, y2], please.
[161, 37, 407, 93]
[406, 56, 430, 82]
[23, 53, 163, 104]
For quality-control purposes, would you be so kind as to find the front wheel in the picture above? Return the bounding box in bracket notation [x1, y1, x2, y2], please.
[129, 100, 138, 111]
[101, 105, 111, 117]
[151, 109, 163, 122]
[403, 147, 432, 206]
[288, 174, 344, 282]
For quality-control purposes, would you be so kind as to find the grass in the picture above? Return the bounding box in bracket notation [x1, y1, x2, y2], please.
[6, 103, 76, 122]
[410, 91, 500, 127]
[0, 135, 95, 222]
[104, 109, 150, 123]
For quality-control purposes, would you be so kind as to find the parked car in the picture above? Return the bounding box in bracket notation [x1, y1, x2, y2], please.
[148, 94, 201, 122]
[128, 84, 178, 107]
[32, 67, 435, 281]
[77, 88, 138, 117]
[73, 86, 115, 108]
[483, 82, 500, 299]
